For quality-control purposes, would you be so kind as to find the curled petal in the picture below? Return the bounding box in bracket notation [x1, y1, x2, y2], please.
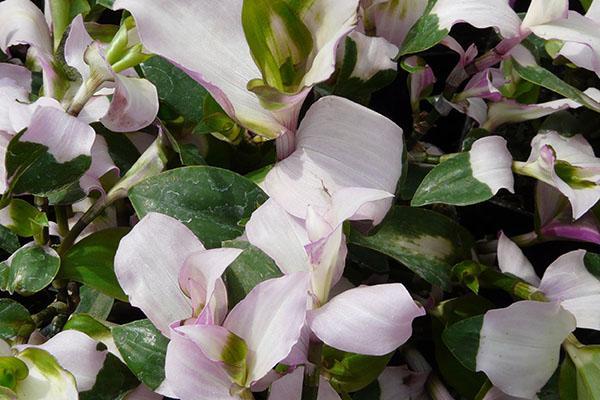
[497, 232, 540, 286]
[0, 0, 52, 56]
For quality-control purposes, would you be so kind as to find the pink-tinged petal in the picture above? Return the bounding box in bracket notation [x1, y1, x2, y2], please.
[179, 248, 243, 324]
[64, 15, 94, 81]
[306, 223, 345, 304]
[378, 366, 428, 400]
[224, 272, 310, 384]
[308, 284, 425, 355]
[0, 63, 32, 91]
[441, 36, 478, 83]
[113, 0, 284, 139]
[280, 322, 311, 367]
[268, 367, 341, 400]
[123, 384, 163, 400]
[8, 96, 62, 133]
[469, 136, 515, 196]
[457, 68, 505, 101]
[175, 324, 240, 366]
[431, 0, 522, 39]
[539, 250, 600, 330]
[78, 96, 111, 125]
[115, 212, 206, 335]
[78, 135, 119, 196]
[0, 0, 52, 56]
[22, 107, 95, 163]
[482, 386, 531, 400]
[497, 232, 540, 286]
[29, 330, 107, 392]
[403, 56, 436, 111]
[476, 301, 576, 398]
[164, 329, 235, 400]
[100, 74, 159, 132]
[364, 0, 428, 47]
[521, 0, 568, 30]
[246, 199, 310, 274]
[0, 64, 32, 133]
[264, 96, 403, 226]
[0, 133, 10, 193]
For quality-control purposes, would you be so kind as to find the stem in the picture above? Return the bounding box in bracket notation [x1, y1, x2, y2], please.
[57, 198, 106, 256]
[301, 340, 323, 400]
[510, 231, 540, 247]
[33, 196, 48, 246]
[54, 205, 70, 238]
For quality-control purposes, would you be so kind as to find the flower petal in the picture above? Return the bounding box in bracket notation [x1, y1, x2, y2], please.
[268, 366, 341, 400]
[114, 212, 206, 335]
[469, 136, 515, 196]
[308, 283, 425, 355]
[364, 0, 428, 47]
[497, 232, 540, 286]
[164, 328, 235, 400]
[224, 272, 310, 384]
[100, 74, 159, 132]
[521, 0, 568, 30]
[114, 0, 284, 138]
[539, 250, 600, 330]
[64, 15, 94, 81]
[264, 96, 403, 225]
[0, 0, 52, 56]
[476, 301, 575, 398]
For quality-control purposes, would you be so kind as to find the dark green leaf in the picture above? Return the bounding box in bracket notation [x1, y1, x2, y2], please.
[129, 166, 268, 248]
[399, 1, 446, 56]
[0, 225, 20, 254]
[112, 319, 169, 390]
[0, 299, 35, 339]
[349, 206, 473, 290]
[442, 315, 484, 371]
[559, 356, 578, 400]
[223, 240, 282, 308]
[0, 244, 60, 296]
[60, 228, 129, 301]
[74, 286, 114, 320]
[139, 57, 208, 126]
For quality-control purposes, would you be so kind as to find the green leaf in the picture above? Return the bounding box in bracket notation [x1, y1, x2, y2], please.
[442, 315, 484, 371]
[112, 319, 169, 390]
[0, 244, 60, 296]
[63, 314, 111, 340]
[223, 240, 282, 309]
[74, 286, 114, 320]
[580, 0, 593, 11]
[322, 346, 393, 393]
[564, 343, 600, 400]
[59, 228, 129, 301]
[399, 1, 446, 56]
[6, 131, 91, 196]
[512, 60, 600, 113]
[0, 299, 35, 340]
[0, 225, 20, 255]
[139, 56, 209, 126]
[94, 0, 114, 9]
[412, 153, 494, 206]
[583, 252, 600, 280]
[349, 206, 473, 290]
[0, 199, 48, 238]
[129, 166, 268, 248]
[49, 0, 92, 49]
[352, 380, 382, 400]
[559, 356, 578, 400]
[80, 354, 139, 400]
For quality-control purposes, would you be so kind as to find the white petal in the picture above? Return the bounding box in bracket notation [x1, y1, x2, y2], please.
[497, 232, 540, 286]
[0, 0, 52, 56]
[64, 15, 94, 81]
[476, 301, 575, 398]
[364, 0, 428, 47]
[521, 0, 568, 30]
[114, 212, 206, 335]
[338, 31, 398, 82]
[268, 367, 341, 400]
[308, 284, 425, 355]
[224, 272, 310, 384]
[264, 96, 403, 226]
[469, 136, 515, 195]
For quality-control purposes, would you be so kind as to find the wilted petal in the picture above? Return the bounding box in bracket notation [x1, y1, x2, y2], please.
[457, 69, 505, 102]
[497, 232, 540, 286]
[403, 56, 436, 110]
[539, 250, 600, 330]
[164, 329, 235, 400]
[246, 198, 310, 275]
[26, 330, 107, 392]
[115, 212, 206, 335]
[268, 367, 341, 400]
[22, 107, 95, 163]
[114, 0, 284, 138]
[308, 284, 425, 355]
[431, 0, 522, 39]
[224, 273, 310, 384]
[476, 301, 575, 398]
[264, 96, 403, 226]
[100, 74, 159, 132]
[179, 248, 243, 324]
[0, 0, 52, 56]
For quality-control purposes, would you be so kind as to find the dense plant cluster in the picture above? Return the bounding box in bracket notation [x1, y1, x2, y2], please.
[0, 0, 599, 399]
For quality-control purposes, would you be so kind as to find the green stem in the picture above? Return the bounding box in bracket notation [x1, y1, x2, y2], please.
[54, 205, 70, 238]
[301, 340, 323, 400]
[33, 196, 48, 246]
[479, 267, 547, 301]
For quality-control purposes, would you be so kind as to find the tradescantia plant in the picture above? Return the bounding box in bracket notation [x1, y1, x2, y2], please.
[1, 0, 600, 399]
